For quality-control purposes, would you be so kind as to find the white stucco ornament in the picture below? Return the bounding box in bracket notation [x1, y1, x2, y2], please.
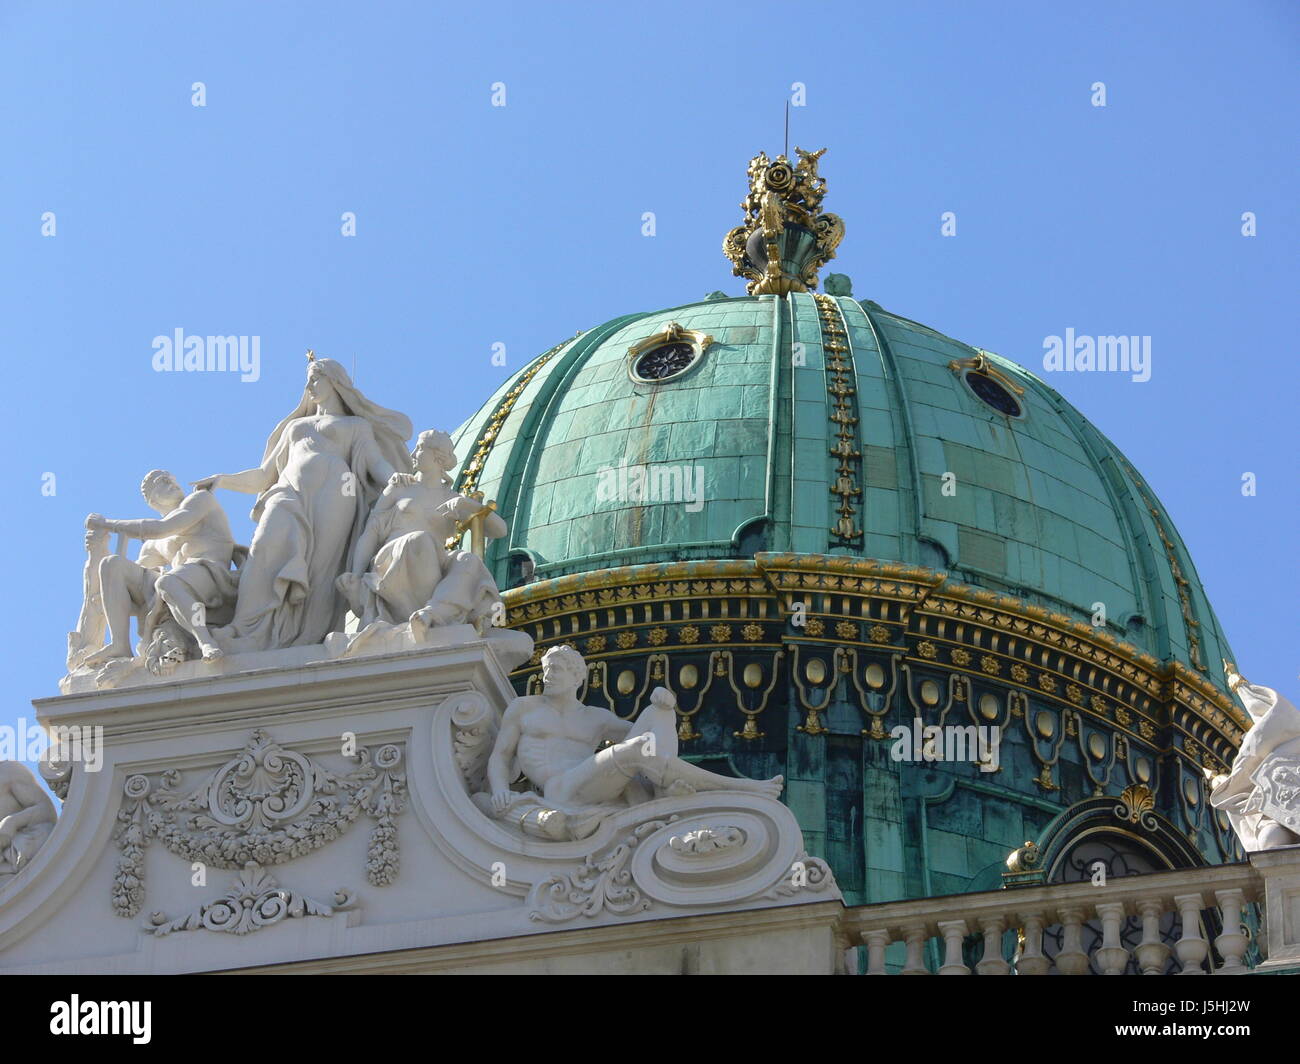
[1208, 662, 1300, 851]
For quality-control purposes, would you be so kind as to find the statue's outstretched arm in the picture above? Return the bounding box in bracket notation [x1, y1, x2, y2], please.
[99, 493, 209, 541]
[194, 430, 291, 495]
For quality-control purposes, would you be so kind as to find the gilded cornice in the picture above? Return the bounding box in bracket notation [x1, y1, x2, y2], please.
[500, 553, 1246, 753]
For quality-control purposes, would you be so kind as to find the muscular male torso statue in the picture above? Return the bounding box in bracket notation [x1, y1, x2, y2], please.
[511, 694, 625, 794]
[486, 647, 782, 834]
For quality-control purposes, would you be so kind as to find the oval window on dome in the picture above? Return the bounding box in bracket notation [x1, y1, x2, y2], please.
[632, 341, 698, 382]
[627, 322, 714, 384]
[964, 371, 1022, 418]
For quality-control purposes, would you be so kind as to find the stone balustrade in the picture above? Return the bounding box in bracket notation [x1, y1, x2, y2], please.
[840, 850, 1300, 975]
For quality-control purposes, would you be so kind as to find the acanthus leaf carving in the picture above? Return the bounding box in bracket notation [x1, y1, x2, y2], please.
[761, 851, 835, 900]
[143, 861, 356, 937]
[527, 818, 675, 924]
[668, 825, 744, 856]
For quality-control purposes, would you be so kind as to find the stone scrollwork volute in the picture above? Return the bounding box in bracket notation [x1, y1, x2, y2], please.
[38, 758, 74, 802]
[111, 728, 407, 919]
[527, 819, 675, 924]
[143, 861, 356, 938]
[761, 850, 835, 900]
[450, 692, 497, 796]
[525, 811, 836, 925]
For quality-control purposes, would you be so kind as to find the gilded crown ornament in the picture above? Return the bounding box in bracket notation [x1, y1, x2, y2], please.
[722, 147, 845, 295]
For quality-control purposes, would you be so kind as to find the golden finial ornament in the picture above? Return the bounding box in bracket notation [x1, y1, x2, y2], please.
[722, 147, 844, 295]
[305, 349, 315, 362]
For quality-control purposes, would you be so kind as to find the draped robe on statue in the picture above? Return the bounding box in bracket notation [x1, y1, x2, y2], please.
[1210, 681, 1300, 852]
[360, 486, 501, 631]
[214, 360, 412, 654]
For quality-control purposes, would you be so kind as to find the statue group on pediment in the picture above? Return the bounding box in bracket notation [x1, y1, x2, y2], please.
[67, 355, 513, 685]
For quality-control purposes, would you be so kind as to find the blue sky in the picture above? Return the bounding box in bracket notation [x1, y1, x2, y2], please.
[1, 1, 1296, 760]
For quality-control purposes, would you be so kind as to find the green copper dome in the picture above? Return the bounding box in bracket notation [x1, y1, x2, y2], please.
[451, 291, 1233, 694]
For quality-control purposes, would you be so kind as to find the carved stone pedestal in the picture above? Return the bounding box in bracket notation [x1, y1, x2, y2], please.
[1248, 844, 1300, 974]
[1, 638, 841, 975]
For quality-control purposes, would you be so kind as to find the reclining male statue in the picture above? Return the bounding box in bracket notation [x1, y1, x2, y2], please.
[482, 645, 783, 841]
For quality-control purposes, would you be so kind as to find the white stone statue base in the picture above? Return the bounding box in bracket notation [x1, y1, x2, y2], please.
[1249, 844, 1300, 973]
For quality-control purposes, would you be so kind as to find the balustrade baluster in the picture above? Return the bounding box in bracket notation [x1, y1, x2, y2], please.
[1014, 912, 1050, 975]
[975, 915, 1010, 975]
[1134, 898, 1172, 975]
[936, 919, 971, 975]
[1054, 906, 1090, 975]
[1213, 888, 1248, 975]
[901, 924, 929, 975]
[1173, 892, 1209, 975]
[1094, 901, 1130, 975]
[863, 929, 891, 976]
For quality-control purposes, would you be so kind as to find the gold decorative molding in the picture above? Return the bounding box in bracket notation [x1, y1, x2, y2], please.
[1005, 839, 1040, 873]
[627, 321, 713, 358]
[1115, 783, 1157, 827]
[946, 352, 1025, 396]
[626, 322, 714, 384]
[1117, 457, 1207, 673]
[454, 338, 569, 498]
[815, 293, 863, 544]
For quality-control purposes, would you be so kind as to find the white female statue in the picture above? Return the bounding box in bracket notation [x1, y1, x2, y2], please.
[194, 356, 412, 652]
[337, 429, 506, 636]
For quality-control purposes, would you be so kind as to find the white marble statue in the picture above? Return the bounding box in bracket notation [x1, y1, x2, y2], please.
[483, 646, 784, 840]
[194, 356, 413, 653]
[1207, 661, 1300, 852]
[337, 429, 506, 637]
[77, 471, 239, 670]
[0, 762, 57, 883]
